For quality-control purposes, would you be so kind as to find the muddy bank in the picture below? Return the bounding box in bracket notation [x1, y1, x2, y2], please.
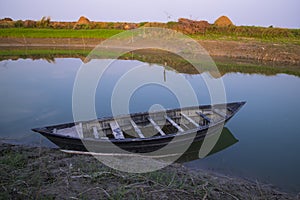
[0, 142, 297, 199]
[0, 38, 299, 65]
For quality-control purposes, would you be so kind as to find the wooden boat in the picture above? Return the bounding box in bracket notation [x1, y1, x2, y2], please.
[32, 102, 245, 154]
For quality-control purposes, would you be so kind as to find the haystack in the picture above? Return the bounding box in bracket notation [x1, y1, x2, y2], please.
[214, 16, 233, 27]
[0, 17, 13, 22]
[178, 18, 210, 34]
[77, 16, 90, 24]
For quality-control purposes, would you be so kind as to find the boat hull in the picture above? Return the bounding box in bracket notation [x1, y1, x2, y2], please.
[41, 123, 224, 154]
[33, 102, 245, 155]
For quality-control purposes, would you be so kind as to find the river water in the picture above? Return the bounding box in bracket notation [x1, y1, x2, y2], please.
[0, 58, 299, 193]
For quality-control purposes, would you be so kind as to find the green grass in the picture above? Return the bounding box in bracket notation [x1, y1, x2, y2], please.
[0, 150, 27, 168]
[190, 26, 300, 45]
[191, 33, 300, 45]
[1, 27, 299, 44]
[0, 28, 124, 39]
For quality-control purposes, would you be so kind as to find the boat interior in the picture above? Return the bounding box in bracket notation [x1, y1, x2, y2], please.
[51, 104, 239, 140]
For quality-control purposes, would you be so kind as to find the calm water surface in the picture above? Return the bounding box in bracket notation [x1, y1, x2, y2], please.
[0, 58, 299, 192]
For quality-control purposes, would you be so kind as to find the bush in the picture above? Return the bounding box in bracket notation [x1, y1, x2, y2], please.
[73, 23, 90, 29]
[166, 21, 177, 28]
[138, 22, 148, 27]
[0, 22, 13, 28]
[14, 20, 24, 28]
[107, 22, 114, 29]
[36, 16, 51, 28]
[23, 20, 36, 28]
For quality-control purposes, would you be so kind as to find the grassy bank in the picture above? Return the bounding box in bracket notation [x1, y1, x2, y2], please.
[0, 27, 299, 45]
[0, 143, 295, 199]
[192, 26, 300, 45]
[0, 28, 123, 39]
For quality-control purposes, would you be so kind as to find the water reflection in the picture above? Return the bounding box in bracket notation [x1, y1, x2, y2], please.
[79, 127, 238, 173]
[176, 127, 238, 163]
[1, 49, 299, 77]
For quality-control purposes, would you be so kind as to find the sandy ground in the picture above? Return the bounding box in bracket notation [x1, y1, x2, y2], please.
[0, 142, 298, 199]
[0, 38, 299, 65]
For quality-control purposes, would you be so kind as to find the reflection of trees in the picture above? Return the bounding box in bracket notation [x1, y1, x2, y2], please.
[0, 55, 55, 63]
[0, 49, 299, 77]
[32, 55, 55, 63]
[123, 49, 300, 77]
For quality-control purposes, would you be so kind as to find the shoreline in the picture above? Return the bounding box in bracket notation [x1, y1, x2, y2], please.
[1, 37, 300, 65]
[0, 142, 298, 199]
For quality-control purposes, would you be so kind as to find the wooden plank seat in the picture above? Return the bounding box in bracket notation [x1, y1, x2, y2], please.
[109, 121, 125, 139]
[130, 119, 145, 138]
[148, 117, 166, 136]
[92, 126, 108, 140]
[180, 113, 199, 127]
[164, 115, 184, 132]
[196, 111, 211, 125]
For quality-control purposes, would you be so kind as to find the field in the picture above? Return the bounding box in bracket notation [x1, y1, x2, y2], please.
[0, 27, 299, 45]
[193, 26, 300, 44]
[0, 28, 123, 39]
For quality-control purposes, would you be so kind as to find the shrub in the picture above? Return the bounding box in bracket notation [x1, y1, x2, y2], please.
[107, 22, 114, 29]
[73, 23, 90, 29]
[23, 20, 36, 28]
[166, 21, 177, 28]
[14, 20, 24, 28]
[139, 22, 148, 27]
[36, 16, 51, 28]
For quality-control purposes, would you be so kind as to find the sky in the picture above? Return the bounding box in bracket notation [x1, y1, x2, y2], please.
[0, 0, 299, 28]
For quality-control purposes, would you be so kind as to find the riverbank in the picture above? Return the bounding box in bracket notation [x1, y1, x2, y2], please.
[0, 37, 299, 65]
[0, 142, 297, 199]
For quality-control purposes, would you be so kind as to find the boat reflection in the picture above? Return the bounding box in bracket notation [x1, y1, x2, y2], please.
[61, 127, 238, 165]
[175, 127, 238, 163]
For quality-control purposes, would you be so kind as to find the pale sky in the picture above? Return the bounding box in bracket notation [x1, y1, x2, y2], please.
[0, 0, 299, 28]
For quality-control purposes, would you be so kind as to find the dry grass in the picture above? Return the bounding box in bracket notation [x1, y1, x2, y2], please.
[0, 143, 296, 199]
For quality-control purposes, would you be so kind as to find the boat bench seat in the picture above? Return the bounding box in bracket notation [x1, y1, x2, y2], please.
[196, 111, 211, 125]
[109, 121, 125, 139]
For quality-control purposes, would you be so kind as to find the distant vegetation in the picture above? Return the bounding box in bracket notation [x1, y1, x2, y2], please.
[0, 16, 299, 44]
[0, 16, 140, 30]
